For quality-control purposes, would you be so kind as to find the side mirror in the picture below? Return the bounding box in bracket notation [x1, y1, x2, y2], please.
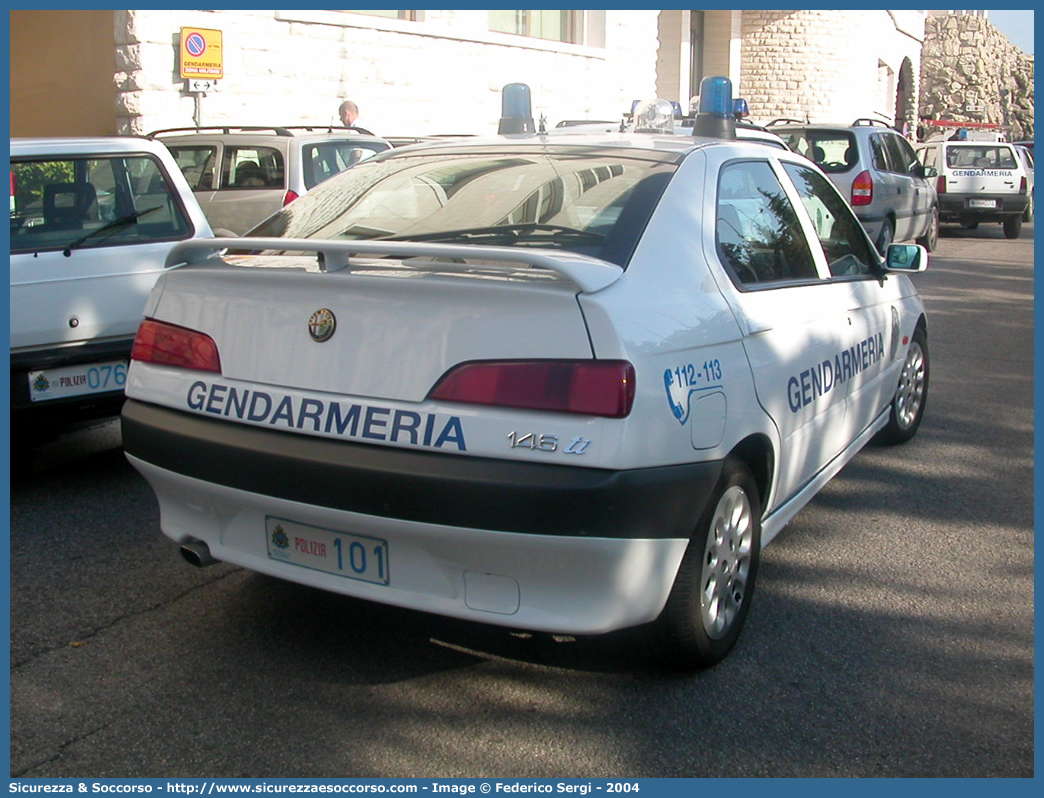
[920, 165, 938, 178]
[883, 243, 928, 273]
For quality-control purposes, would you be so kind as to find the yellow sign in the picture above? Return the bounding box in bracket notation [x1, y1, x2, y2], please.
[180, 27, 223, 79]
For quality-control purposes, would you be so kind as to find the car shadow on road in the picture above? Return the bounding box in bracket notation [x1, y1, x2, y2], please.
[227, 571, 679, 680]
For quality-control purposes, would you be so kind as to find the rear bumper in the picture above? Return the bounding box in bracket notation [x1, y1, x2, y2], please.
[938, 193, 1028, 222]
[10, 337, 133, 428]
[122, 399, 721, 539]
[122, 400, 722, 633]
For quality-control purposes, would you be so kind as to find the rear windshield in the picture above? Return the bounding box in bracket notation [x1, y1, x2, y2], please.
[10, 153, 193, 254]
[245, 149, 678, 267]
[776, 129, 858, 173]
[945, 146, 1017, 170]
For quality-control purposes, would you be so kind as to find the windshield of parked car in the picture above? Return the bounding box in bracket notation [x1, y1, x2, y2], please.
[244, 148, 679, 267]
[776, 129, 858, 174]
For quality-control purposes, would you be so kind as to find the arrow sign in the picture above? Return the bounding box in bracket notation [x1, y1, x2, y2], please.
[188, 79, 217, 92]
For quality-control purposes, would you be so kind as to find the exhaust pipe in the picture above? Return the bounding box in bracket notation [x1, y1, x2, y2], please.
[180, 540, 219, 567]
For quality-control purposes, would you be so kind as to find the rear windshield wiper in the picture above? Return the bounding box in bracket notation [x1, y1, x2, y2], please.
[62, 206, 163, 257]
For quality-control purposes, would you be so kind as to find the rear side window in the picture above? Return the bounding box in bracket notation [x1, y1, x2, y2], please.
[221, 146, 285, 189]
[945, 146, 1018, 170]
[716, 160, 818, 286]
[870, 135, 890, 171]
[302, 141, 389, 189]
[10, 153, 192, 254]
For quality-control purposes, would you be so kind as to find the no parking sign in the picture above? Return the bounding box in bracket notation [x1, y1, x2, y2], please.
[180, 27, 223, 79]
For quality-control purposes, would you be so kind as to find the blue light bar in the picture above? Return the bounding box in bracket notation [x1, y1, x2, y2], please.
[499, 83, 536, 135]
[693, 75, 737, 139]
[698, 76, 733, 118]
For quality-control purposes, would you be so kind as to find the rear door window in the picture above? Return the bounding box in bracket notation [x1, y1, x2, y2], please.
[715, 160, 819, 286]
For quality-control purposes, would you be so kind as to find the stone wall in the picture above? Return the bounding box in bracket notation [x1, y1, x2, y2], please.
[920, 15, 1034, 141]
[739, 10, 925, 128]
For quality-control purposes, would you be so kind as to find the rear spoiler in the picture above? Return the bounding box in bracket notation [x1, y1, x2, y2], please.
[164, 237, 625, 294]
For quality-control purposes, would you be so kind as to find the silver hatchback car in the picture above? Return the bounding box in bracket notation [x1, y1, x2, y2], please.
[770, 120, 939, 253]
[152, 126, 391, 235]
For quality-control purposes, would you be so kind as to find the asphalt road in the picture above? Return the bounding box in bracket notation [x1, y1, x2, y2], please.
[8, 222, 1034, 778]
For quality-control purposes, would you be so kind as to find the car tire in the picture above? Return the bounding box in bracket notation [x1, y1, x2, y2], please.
[916, 206, 939, 252]
[647, 457, 761, 670]
[1023, 192, 1034, 223]
[1003, 215, 1023, 239]
[875, 326, 929, 446]
[876, 218, 895, 255]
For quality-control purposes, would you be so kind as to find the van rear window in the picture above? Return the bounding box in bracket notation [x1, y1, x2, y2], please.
[945, 146, 1017, 169]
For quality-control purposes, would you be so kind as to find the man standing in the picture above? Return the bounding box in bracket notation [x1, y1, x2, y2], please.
[338, 100, 359, 127]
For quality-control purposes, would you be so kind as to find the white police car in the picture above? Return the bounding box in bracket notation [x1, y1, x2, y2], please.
[122, 78, 929, 669]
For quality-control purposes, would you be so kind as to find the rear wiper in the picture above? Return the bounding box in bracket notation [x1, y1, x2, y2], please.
[62, 206, 163, 257]
[379, 223, 606, 245]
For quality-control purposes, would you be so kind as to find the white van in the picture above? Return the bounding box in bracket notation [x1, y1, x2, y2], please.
[916, 139, 1030, 238]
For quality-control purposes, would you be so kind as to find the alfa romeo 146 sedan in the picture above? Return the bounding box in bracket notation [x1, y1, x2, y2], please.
[122, 79, 929, 669]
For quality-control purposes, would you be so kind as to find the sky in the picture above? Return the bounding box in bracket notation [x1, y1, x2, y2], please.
[986, 9, 1034, 55]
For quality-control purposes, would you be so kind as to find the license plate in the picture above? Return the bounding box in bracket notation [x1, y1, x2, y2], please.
[265, 517, 390, 585]
[28, 360, 128, 402]
[969, 199, 997, 208]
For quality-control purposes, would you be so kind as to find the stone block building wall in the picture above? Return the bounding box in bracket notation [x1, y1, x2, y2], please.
[920, 14, 1034, 141]
[113, 10, 660, 136]
[738, 10, 924, 128]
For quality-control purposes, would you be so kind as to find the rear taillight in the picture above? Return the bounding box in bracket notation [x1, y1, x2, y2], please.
[1020, 176, 1028, 194]
[429, 360, 635, 418]
[131, 319, 221, 373]
[282, 189, 299, 206]
[936, 175, 947, 194]
[851, 170, 873, 206]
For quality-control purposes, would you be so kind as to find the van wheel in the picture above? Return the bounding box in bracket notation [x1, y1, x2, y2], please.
[876, 219, 895, 255]
[647, 458, 761, 670]
[1003, 215, 1023, 239]
[876, 326, 929, 445]
[917, 207, 939, 252]
[1023, 193, 1034, 223]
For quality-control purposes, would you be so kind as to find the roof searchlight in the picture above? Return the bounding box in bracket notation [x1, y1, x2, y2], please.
[692, 76, 737, 140]
[498, 83, 537, 135]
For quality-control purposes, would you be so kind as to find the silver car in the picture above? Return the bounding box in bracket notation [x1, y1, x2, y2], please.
[770, 120, 939, 252]
[152, 126, 391, 235]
